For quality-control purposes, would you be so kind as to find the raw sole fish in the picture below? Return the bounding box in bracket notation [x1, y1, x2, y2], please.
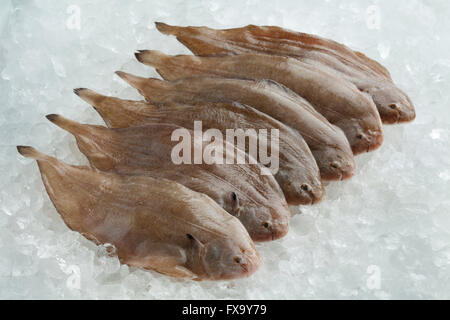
[155, 23, 416, 124]
[16, 146, 260, 280]
[114, 72, 356, 181]
[75, 88, 324, 205]
[135, 50, 383, 155]
[46, 114, 290, 242]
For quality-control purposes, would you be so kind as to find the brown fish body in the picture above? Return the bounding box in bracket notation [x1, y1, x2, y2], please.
[17, 146, 260, 280]
[155, 23, 415, 124]
[115, 72, 355, 181]
[75, 88, 324, 205]
[291, 52, 416, 125]
[46, 115, 290, 242]
[135, 51, 383, 154]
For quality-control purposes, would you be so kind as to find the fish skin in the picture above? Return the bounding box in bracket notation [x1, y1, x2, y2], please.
[75, 88, 324, 205]
[114, 71, 356, 181]
[16, 146, 260, 280]
[135, 50, 383, 155]
[154, 22, 415, 124]
[45, 114, 290, 242]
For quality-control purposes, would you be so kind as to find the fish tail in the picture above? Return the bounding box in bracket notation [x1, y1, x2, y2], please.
[115, 71, 170, 101]
[17, 145, 53, 161]
[115, 71, 154, 97]
[74, 88, 107, 107]
[46, 114, 90, 137]
[73, 88, 118, 122]
[155, 22, 180, 36]
[134, 50, 182, 81]
[154, 23, 224, 56]
[115, 71, 148, 90]
[46, 114, 114, 171]
[73, 88, 127, 127]
[135, 50, 169, 68]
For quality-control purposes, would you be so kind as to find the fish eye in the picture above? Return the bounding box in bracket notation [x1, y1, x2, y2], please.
[233, 256, 242, 264]
[301, 184, 311, 191]
[262, 221, 271, 229]
[330, 161, 340, 169]
[389, 104, 397, 110]
[356, 134, 363, 139]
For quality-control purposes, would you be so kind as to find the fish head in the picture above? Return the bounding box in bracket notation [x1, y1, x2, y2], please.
[200, 237, 261, 280]
[365, 83, 416, 124]
[332, 90, 384, 155]
[313, 131, 356, 181]
[227, 191, 290, 242]
[279, 169, 324, 205]
[339, 116, 384, 155]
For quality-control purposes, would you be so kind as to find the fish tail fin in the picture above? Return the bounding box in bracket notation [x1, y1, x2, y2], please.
[135, 50, 182, 80]
[74, 88, 107, 107]
[135, 50, 169, 68]
[115, 71, 160, 99]
[76, 88, 156, 128]
[17, 146, 53, 161]
[115, 71, 148, 90]
[155, 22, 180, 36]
[74, 88, 118, 126]
[115, 71, 170, 101]
[46, 114, 114, 171]
[74, 88, 118, 121]
[46, 114, 90, 137]
[154, 22, 224, 56]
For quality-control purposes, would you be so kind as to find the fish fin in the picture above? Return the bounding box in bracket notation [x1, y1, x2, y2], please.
[17, 146, 52, 161]
[115, 71, 147, 89]
[115, 71, 151, 98]
[186, 233, 205, 249]
[46, 115, 114, 171]
[73, 88, 115, 126]
[154, 23, 215, 57]
[17, 146, 88, 171]
[154, 22, 179, 36]
[125, 242, 197, 279]
[186, 233, 206, 263]
[135, 50, 169, 68]
[135, 50, 185, 81]
[159, 265, 198, 279]
[354, 51, 392, 79]
[115, 71, 170, 101]
[74, 88, 141, 128]
[74, 88, 107, 106]
[46, 114, 90, 136]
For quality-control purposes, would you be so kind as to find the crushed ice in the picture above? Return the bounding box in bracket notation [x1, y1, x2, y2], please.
[0, 0, 449, 299]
